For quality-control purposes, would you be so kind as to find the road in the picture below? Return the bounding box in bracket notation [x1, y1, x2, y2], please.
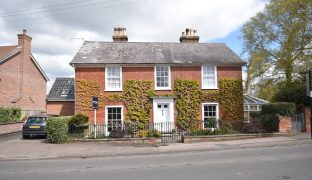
[0, 141, 311, 180]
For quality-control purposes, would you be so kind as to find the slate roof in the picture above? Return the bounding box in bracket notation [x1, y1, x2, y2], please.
[47, 78, 75, 101]
[70, 41, 244, 66]
[243, 94, 269, 105]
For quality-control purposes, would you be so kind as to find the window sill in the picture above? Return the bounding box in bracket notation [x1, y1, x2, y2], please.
[201, 87, 218, 90]
[155, 87, 172, 91]
[104, 89, 123, 92]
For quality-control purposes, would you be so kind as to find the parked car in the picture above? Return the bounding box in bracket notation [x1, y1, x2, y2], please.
[22, 115, 47, 139]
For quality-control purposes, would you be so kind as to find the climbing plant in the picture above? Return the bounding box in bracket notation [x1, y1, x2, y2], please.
[122, 80, 154, 128]
[218, 79, 244, 121]
[76, 78, 244, 131]
[75, 79, 103, 112]
[174, 79, 202, 130]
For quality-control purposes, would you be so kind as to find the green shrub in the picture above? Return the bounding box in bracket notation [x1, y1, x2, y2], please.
[204, 118, 217, 128]
[108, 129, 125, 138]
[46, 117, 71, 143]
[68, 114, 89, 125]
[147, 129, 161, 137]
[259, 113, 279, 132]
[0, 107, 22, 123]
[261, 103, 296, 116]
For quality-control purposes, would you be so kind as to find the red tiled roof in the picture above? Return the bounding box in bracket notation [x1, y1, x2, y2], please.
[0, 45, 18, 59]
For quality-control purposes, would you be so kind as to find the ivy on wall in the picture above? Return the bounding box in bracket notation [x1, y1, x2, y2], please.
[174, 80, 201, 130]
[122, 80, 154, 126]
[76, 80, 103, 112]
[75, 79, 153, 128]
[218, 79, 244, 121]
[76, 78, 244, 129]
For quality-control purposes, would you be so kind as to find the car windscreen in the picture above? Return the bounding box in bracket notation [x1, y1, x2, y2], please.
[26, 117, 46, 124]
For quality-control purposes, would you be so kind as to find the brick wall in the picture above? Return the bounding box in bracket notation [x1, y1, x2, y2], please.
[305, 107, 311, 133]
[75, 65, 242, 124]
[0, 32, 47, 112]
[0, 53, 20, 106]
[279, 116, 292, 133]
[47, 101, 75, 116]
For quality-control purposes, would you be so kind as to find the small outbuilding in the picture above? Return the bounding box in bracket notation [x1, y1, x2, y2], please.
[243, 94, 269, 122]
[47, 78, 75, 116]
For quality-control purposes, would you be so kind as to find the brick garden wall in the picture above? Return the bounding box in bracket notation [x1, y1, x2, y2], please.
[279, 116, 292, 133]
[305, 107, 311, 133]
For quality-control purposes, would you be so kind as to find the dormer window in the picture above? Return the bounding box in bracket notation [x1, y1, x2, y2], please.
[155, 66, 171, 90]
[61, 89, 69, 97]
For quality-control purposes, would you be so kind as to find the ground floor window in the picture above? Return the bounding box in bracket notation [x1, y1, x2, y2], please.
[106, 106, 123, 132]
[202, 103, 219, 128]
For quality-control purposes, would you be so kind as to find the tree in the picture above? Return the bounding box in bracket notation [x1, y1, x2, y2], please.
[272, 81, 310, 111]
[242, 0, 312, 94]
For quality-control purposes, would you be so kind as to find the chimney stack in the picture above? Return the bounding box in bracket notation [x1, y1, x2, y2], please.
[18, 29, 32, 47]
[112, 27, 128, 42]
[179, 28, 199, 43]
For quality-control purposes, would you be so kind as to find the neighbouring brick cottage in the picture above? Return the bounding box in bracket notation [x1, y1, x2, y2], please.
[0, 30, 49, 117]
[70, 27, 244, 133]
[47, 77, 75, 116]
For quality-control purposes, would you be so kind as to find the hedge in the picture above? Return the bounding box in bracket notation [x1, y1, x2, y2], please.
[0, 107, 22, 123]
[46, 117, 71, 143]
[259, 113, 279, 132]
[261, 102, 296, 116]
[68, 114, 89, 125]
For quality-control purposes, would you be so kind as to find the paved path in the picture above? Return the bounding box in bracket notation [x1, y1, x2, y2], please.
[0, 133, 311, 161]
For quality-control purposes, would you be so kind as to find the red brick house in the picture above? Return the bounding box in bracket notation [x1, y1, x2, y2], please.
[47, 78, 75, 116]
[0, 30, 49, 117]
[70, 27, 244, 133]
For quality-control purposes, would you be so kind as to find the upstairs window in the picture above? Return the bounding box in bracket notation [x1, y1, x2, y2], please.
[155, 66, 171, 90]
[105, 66, 122, 91]
[202, 66, 217, 89]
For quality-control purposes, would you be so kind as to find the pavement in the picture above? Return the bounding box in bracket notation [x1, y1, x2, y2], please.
[0, 132, 311, 161]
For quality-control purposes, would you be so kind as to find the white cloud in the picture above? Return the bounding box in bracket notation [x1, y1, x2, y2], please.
[0, 0, 266, 93]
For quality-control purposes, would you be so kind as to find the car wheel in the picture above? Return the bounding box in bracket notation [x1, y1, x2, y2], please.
[23, 135, 28, 139]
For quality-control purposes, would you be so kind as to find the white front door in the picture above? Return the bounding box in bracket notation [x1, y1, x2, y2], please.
[152, 98, 174, 132]
[155, 103, 170, 123]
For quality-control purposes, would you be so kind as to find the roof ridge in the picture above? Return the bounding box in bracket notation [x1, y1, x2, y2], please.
[84, 40, 226, 45]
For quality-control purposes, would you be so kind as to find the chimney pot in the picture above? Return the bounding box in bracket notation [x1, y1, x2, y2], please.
[112, 27, 128, 42]
[179, 28, 199, 43]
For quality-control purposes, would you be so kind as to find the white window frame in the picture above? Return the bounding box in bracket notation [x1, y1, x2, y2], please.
[105, 66, 122, 91]
[105, 105, 124, 136]
[202, 102, 219, 129]
[201, 66, 218, 89]
[154, 66, 171, 90]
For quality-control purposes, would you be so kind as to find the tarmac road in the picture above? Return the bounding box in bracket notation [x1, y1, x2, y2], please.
[0, 142, 312, 180]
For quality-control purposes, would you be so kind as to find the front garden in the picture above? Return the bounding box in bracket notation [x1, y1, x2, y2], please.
[46, 101, 297, 144]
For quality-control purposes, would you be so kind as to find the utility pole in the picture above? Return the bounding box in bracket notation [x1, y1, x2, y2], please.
[309, 70, 312, 139]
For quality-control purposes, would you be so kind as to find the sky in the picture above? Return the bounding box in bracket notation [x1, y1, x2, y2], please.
[0, 0, 267, 92]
